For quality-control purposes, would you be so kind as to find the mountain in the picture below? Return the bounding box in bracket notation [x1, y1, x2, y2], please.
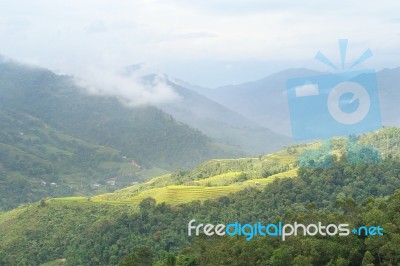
[376, 67, 400, 126]
[0, 107, 149, 210]
[0, 61, 244, 169]
[201, 68, 321, 136]
[0, 127, 399, 265]
[170, 77, 211, 95]
[157, 77, 292, 153]
[0, 60, 244, 210]
[202, 68, 400, 137]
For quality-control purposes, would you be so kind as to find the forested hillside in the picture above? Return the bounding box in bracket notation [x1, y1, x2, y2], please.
[0, 107, 143, 210]
[0, 128, 399, 265]
[0, 61, 244, 210]
[0, 61, 243, 170]
[1, 1, 398, 266]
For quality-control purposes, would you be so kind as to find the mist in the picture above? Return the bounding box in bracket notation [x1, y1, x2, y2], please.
[73, 64, 181, 107]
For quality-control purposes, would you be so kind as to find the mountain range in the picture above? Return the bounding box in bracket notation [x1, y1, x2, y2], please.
[1, 58, 400, 265]
[0, 60, 245, 210]
[2, 58, 400, 211]
[157, 77, 292, 153]
[196, 67, 400, 136]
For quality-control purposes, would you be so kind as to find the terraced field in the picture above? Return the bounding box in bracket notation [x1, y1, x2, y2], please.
[194, 172, 243, 186]
[42, 141, 334, 207]
[244, 168, 298, 185]
[49, 166, 299, 207]
[4, 135, 380, 214]
[92, 185, 244, 205]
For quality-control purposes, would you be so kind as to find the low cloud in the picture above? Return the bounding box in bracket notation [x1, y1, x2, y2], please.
[74, 65, 181, 107]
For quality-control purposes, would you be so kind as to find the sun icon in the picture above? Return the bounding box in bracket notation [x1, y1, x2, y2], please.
[315, 39, 373, 71]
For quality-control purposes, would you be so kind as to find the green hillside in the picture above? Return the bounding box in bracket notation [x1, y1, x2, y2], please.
[40, 127, 400, 208]
[0, 61, 244, 170]
[0, 127, 400, 265]
[0, 108, 156, 210]
[0, 61, 244, 210]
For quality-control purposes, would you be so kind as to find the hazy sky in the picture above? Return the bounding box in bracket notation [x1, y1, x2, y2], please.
[0, 0, 399, 87]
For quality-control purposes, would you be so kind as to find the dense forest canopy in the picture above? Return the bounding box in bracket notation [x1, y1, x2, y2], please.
[0, 140, 399, 265]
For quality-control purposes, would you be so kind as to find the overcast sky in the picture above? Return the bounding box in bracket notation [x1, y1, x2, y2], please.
[0, 0, 399, 87]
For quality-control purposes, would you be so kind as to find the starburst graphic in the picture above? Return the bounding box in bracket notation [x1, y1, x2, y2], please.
[352, 228, 358, 234]
[315, 39, 373, 71]
[286, 39, 381, 142]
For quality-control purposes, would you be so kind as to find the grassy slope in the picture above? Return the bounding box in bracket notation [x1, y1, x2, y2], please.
[0, 147, 301, 226]
[44, 127, 400, 208]
[48, 143, 303, 206]
[2, 127, 400, 215]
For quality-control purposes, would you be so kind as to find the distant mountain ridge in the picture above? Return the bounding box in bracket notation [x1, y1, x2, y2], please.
[156, 76, 292, 153]
[199, 68, 322, 136]
[197, 67, 400, 136]
[118, 67, 293, 154]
